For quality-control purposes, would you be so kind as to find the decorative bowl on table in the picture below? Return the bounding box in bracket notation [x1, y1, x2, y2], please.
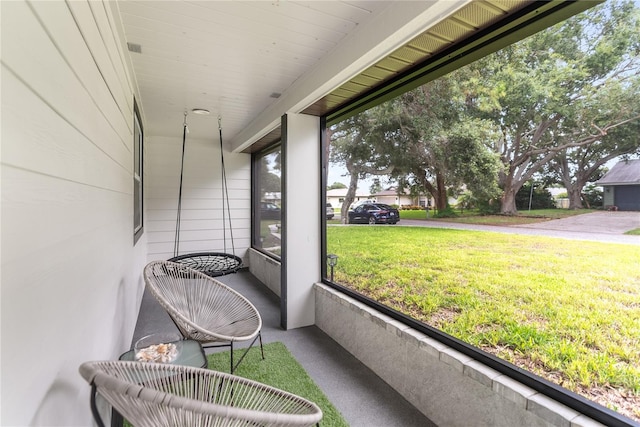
[134, 332, 183, 363]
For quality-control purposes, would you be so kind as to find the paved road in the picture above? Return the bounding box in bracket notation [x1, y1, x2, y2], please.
[396, 211, 640, 245]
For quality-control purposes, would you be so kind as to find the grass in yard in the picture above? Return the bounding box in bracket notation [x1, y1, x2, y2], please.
[259, 220, 281, 255]
[625, 228, 640, 235]
[399, 208, 597, 225]
[327, 226, 640, 417]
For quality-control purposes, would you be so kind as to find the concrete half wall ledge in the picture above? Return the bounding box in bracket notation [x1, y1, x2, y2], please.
[248, 248, 281, 297]
[314, 283, 606, 427]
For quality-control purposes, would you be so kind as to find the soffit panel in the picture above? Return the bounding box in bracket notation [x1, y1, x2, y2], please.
[247, 0, 597, 152]
[321, 0, 598, 126]
[300, 0, 530, 120]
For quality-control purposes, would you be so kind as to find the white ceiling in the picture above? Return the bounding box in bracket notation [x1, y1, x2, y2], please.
[115, 0, 398, 146]
[114, 1, 585, 152]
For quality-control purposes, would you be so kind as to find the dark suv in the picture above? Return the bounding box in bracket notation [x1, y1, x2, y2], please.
[260, 202, 281, 220]
[348, 203, 399, 224]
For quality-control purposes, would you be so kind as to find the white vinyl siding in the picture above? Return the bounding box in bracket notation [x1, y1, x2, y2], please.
[145, 136, 251, 262]
[1, 1, 145, 425]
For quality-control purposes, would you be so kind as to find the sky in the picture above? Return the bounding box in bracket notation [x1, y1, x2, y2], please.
[327, 165, 381, 193]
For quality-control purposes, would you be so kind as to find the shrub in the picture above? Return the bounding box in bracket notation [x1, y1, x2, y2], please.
[516, 184, 556, 210]
[582, 184, 603, 208]
[433, 205, 458, 218]
[400, 205, 428, 210]
[476, 198, 500, 214]
[455, 191, 477, 213]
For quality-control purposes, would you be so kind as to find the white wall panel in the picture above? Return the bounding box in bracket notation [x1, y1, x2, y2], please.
[85, 1, 135, 122]
[31, 0, 133, 146]
[147, 228, 251, 244]
[146, 207, 251, 222]
[283, 113, 320, 329]
[1, 1, 144, 425]
[2, 71, 130, 192]
[146, 136, 251, 262]
[3, 1, 131, 170]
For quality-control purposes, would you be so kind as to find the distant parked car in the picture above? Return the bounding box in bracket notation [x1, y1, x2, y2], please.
[326, 203, 335, 220]
[260, 202, 281, 220]
[348, 203, 399, 224]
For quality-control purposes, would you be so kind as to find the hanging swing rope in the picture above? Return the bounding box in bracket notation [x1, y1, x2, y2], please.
[173, 112, 189, 258]
[169, 112, 242, 277]
[218, 115, 237, 258]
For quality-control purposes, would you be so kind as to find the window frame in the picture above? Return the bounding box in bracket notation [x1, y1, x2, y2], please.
[133, 99, 143, 244]
[319, 2, 630, 425]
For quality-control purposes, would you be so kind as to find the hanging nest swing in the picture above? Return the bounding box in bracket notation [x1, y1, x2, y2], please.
[168, 111, 242, 277]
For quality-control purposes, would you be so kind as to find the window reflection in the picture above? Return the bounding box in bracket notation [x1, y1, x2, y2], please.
[253, 145, 281, 258]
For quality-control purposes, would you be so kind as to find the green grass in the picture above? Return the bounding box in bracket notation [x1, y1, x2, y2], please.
[625, 228, 640, 235]
[399, 208, 597, 225]
[327, 226, 640, 400]
[259, 220, 281, 255]
[330, 207, 594, 224]
[208, 342, 348, 426]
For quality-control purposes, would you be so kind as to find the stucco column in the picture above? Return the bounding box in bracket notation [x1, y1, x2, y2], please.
[281, 113, 321, 329]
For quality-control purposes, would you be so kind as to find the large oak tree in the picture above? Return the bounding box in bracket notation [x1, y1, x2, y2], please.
[329, 108, 394, 223]
[462, 1, 640, 213]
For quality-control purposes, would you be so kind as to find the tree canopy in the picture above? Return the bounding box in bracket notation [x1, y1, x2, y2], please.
[329, 1, 640, 214]
[461, 0, 640, 213]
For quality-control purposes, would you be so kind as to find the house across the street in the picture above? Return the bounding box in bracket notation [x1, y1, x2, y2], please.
[372, 186, 432, 207]
[326, 188, 373, 211]
[596, 159, 640, 211]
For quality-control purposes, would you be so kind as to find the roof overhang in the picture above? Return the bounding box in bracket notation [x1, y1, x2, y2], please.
[239, 0, 598, 154]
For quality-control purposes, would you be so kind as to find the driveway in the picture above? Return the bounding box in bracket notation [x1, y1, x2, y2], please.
[398, 211, 640, 245]
[517, 211, 640, 234]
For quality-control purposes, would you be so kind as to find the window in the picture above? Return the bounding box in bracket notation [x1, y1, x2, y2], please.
[252, 144, 281, 259]
[323, 2, 640, 423]
[133, 100, 143, 243]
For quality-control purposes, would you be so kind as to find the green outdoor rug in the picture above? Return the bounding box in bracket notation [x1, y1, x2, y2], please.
[123, 342, 347, 427]
[208, 341, 348, 426]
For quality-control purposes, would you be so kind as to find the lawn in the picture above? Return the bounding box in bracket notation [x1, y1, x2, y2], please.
[399, 208, 597, 225]
[326, 226, 640, 418]
[259, 219, 281, 255]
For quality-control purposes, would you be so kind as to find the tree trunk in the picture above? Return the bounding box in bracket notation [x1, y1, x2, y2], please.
[555, 155, 585, 210]
[417, 170, 449, 211]
[499, 170, 519, 215]
[500, 189, 518, 215]
[567, 186, 584, 210]
[341, 162, 359, 224]
[434, 173, 448, 211]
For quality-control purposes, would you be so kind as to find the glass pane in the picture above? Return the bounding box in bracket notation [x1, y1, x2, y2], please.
[134, 177, 142, 232]
[133, 102, 143, 240]
[254, 146, 281, 258]
[324, 2, 640, 421]
[134, 114, 141, 175]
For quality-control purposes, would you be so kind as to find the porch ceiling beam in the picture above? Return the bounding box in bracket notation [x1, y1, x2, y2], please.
[228, 0, 470, 153]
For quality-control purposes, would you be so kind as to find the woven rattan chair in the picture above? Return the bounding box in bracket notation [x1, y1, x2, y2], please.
[80, 360, 323, 427]
[144, 260, 263, 373]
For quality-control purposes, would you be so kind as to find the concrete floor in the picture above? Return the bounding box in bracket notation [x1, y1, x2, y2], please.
[132, 269, 436, 427]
